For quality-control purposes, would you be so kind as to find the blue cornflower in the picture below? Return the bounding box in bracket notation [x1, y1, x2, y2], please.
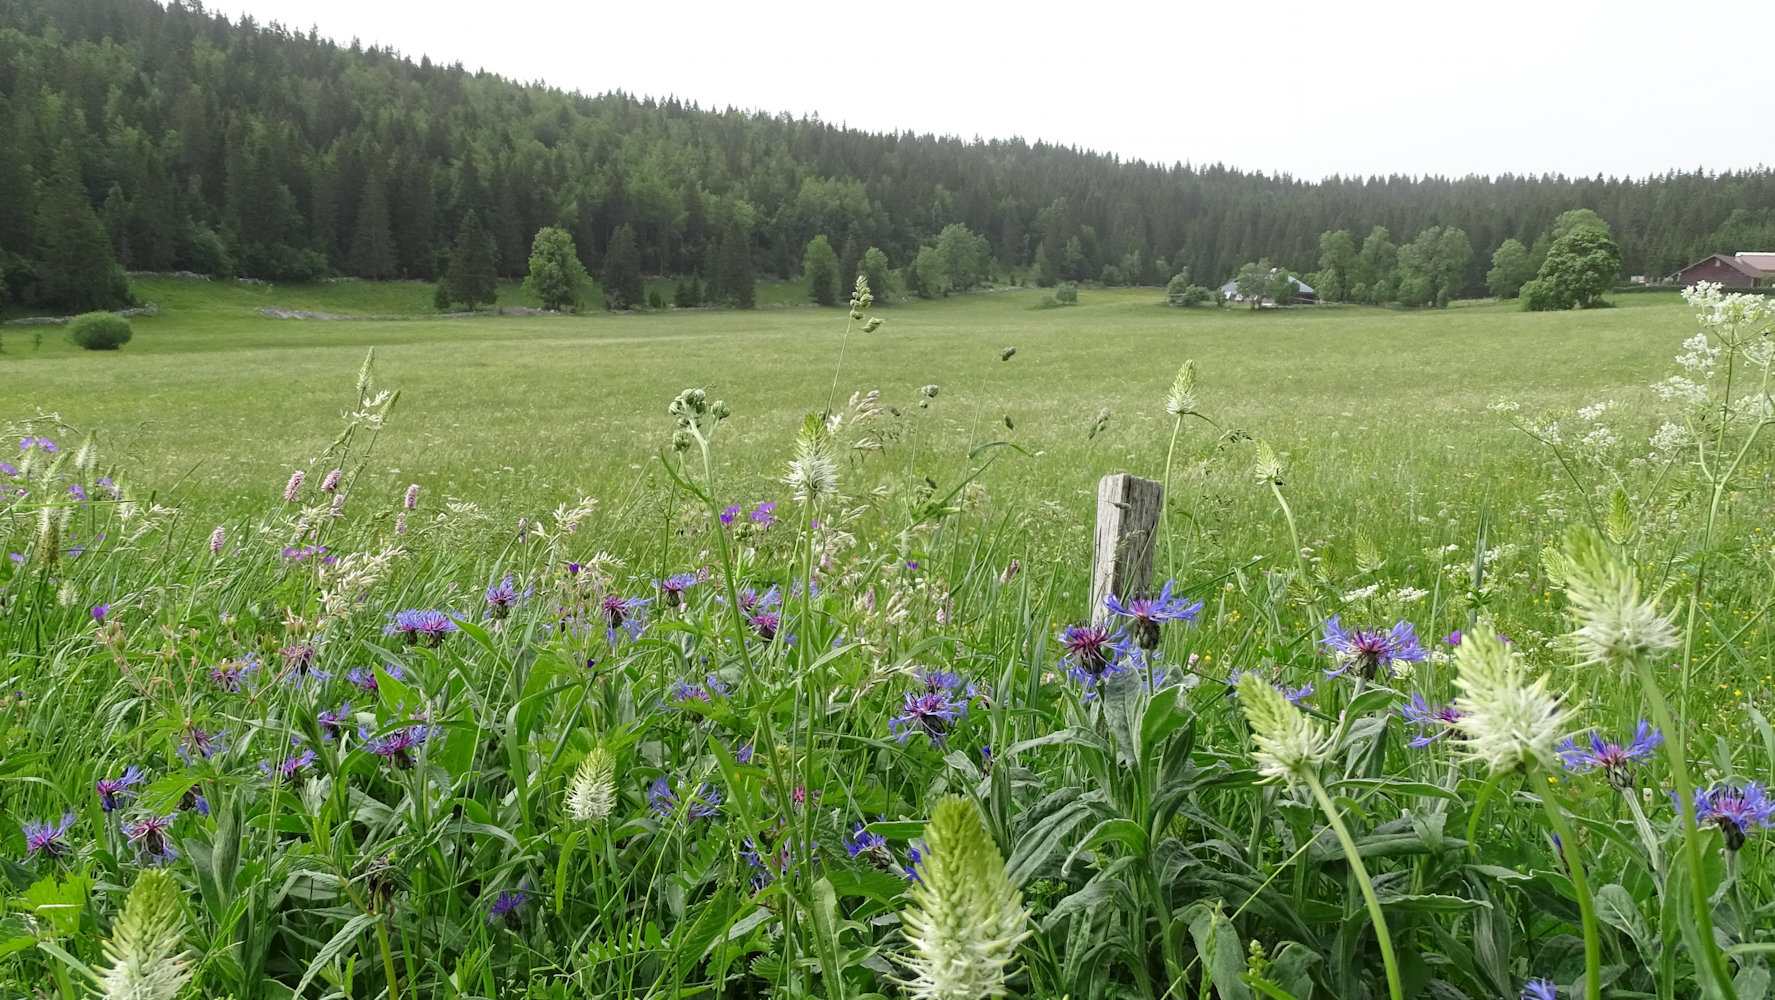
[890, 690, 967, 745]
[180, 784, 210, 816]
[668, 673, 730, 706]
[1558, 721, 1661, 789]
[178, 726, 229, 763]
[904, 846, 924, 882]
[1104, 580, 1204, 650]
[599, 594, 649, 642]
[1321, 616, 1427, 680]
[742, 833, 815, 891]
[735, 585, 782, 614]
[1282, 682, 1314, 705]
[747, 609, 781, 642]
[486, 889, 529, 928]
[732, 741, 755, 764]
[485, 575, 526, 619]
[384, 609, 459, 646]
[362, 722, 433, 770]
[347, 663, 403, 694]
[211, 655, 258, 692]
[261, 740, 318, 783]
[23, 812, 75, 862]
[1522, 979, 1556, 1000]
[845, 822, 888, 858]
[280, 644, 330, 686]
[1400, 694, 1463, 747]
[656, 572, 699, 609]
[95, 766, 145, 812]
[648, 776, 721, 821]
[1057, 622, 1133, 689]
[318, 702, 353, 740]
[1691, 783, 1775, 851]
[125, 813, 179, 864]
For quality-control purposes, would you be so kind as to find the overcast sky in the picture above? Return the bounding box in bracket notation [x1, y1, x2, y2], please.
[206, 0, 1763, 181]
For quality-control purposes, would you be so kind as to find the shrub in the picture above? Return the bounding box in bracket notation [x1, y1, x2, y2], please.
[67, 312, 133, 350]
[1054, 282, 1078, 305]
[1035, 295, 1061, 309]
[1168, 283, 1217, 308]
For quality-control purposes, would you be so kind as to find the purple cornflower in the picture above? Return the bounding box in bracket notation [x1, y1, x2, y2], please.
[1558, 721, 1662, 789]
[486, 889, 529, 928]
[1320, 616, 1427, 681]
[485, 576, 523, 619]
[24, 812, 75, 861]
[656, 572, 698, 609]
[384, 609, 459, 646]
[1444, 629, 1511, 647]
[599, 594, 649, 642]
[362, 723, 433, 769]
[318, 703, 353, 740]
[845, 823, 888, 858]
[736, 585, 782, 615]
[261, 742, 318, 783]
[1691, 783, 1775, 851]
[1103, 580, 1204, 650]
[720, 505, 740, 526]
[1401, 694, 1464, 748]
[124, 813, 179, 863]
[1057, 623, 1133, 688]
[178, 726, 229, 763]
[1282, 682, 1314, 705]
[211, 655, 258, 692]
[750, 502, 777, 528]
[732, 741, 755, 764]
[279, 644, 330, 686]
[647, 776, 722, 821]
[90, 603, 110, 624]
[916, 668, 969, 694]
[747, 610, 781, 641]
[1522, 979, 1556, 1000]
[890, 690, 967, 745]
[669, 673, 730, 706]
[347, 663, 403, 695]
[95, 766, 145, 812]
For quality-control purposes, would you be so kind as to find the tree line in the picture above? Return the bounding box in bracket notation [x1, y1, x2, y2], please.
[3, 0, 1773, 314]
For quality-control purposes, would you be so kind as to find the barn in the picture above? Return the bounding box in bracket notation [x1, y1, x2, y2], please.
[1218, 271, 1316, 306]
[1675, 253, 1771, 289]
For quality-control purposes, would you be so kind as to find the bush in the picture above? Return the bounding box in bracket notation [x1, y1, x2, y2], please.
[1168, 283, 1217, 307]
[67, 312, 133, 350]
[1035, 295, 1062, 309]
[1054, 282, 1079, 305]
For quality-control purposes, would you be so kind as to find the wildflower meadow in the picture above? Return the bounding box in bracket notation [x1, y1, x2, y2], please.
[5, 280, 1775, 1000]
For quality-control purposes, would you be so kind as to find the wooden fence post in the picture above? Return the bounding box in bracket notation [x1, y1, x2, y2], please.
[1089, 473, 1164, 624]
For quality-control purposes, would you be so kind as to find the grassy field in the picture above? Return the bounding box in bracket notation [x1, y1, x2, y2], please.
[5, 279, 1775, 1000]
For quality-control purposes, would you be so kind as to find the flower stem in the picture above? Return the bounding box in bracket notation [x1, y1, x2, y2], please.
[1535, 769, 1601, 1000]
[377, 913, 403, 1000]
[1304, 773, 1403, 1000]
[1161, 415, 1182, 577]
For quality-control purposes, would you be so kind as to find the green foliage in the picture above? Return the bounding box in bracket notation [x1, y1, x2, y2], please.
[523, 226, 590, 312]
[802, 235, 840, 306]
[66, 312, 133, 350]
[35, 144, 133, 313]
[860, 247, 892, 306]
[1316, 229, 1357, 302]
[1523, 229, 1623, 311]
[936, 223, 992, 292]
[601, 224, 644, 311]
[1053, 281, 1078, 305]
[908, 245, 950, 299]
[1487, 238, 1535, 299]
[1234, 259, 1276, 308]
[437, 211, 499, 311]
[713, 219, 755, 308]
[1395, 225, 1473, 308]
[347, 174, 398, 280]
[1353, 226, 1397, 304]
[673, 274, 704, 308]
[1551, 208, 1611, 241]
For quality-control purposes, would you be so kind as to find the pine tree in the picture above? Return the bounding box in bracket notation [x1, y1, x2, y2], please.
[802, 234, 839, 306]
[715, 219, 755, 308]
[438, 210, 498, 311]
[35, 143, 132, 312]
[601, 223, 644, 310]
[348, 173, 398, 279]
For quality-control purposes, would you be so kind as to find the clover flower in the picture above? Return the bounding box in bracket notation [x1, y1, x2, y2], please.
[1103, 580, 1203, 650]
[1236, 672, 1328, 785]
[1556, 526, 1679, 667]
[485, 889, 529, 929]
[96, 869, 192, 1000]
[320, 468, 342, 493]
[1557, 721, 1661, 789]
[1691, 783, 1775, 852]
[656, 572, 698, 609]
[384, 609, 459, 647]
[96, 766, 146, 812]
[362, 723, 433, 770]
[1057, 622, 1132, 689]
[1401, 694, 1463, 748]
[566, 748, 617, 822]
[24, 812, 75, 861]
[1450, 628, 1572, 774]
[125, 813, 179, 864]
[404, 484, 419, 509]
[894, 796, 1028, 1000]
[891, 690, 968, 746]
[1320, 616, 1427, 681]
[648, 775, 722, 821]
[208, 525, 225, 554]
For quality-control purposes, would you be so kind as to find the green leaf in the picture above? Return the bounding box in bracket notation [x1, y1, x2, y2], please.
[1376, 892, 1487, 914]
[290, 912, 378, 999]
[1594, 883, 1652, 956]
[1187, 903, 1253, 1000]
[22, 873, 91, 936]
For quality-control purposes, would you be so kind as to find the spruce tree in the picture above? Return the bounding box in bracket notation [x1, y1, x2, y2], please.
[438, 210, 498, 311]
[601, 223, 644, 310]
[348, 174, 398, 280]
[35, 143, 132, 312]
[715, 219, 755, 308]
[803, 234, 840, 306]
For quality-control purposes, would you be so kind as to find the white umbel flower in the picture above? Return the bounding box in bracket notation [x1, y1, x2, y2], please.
[1451, 627, 1572, 773]
[896, 796, 1029, 1000]
[1236, 672, 1327, 785]
[784, 414, 840, 506]
[565, 748, 616, 822]
[98, 869, 192, 1000]
[1555, 526, 1679, 666]
[1165, 360, 1198, 416]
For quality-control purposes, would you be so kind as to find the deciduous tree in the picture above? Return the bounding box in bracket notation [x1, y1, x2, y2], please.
[524, 226, 589, 311]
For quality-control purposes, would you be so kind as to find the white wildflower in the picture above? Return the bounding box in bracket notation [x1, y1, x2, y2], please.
[318, 545, 404, 621]
[97, 869, 192, 1000]
[1389, 586, 1429, 604]
[1252, 440, 1284, 483]
[1165, 360, 1198, 417]
[1452, 626, 1572, 774]
[1556, 526, 1679, 666]
[1236, 672, 1327, 785]
[895, 796, 1029, 1000]
[1653, 376, 1708, 406]
[785, 414, 840, 506]
[565, 748, 616, 822]
[1649, 422, 1691, 456]
[1342, 583, 1380, 603]
[1576, 401, 1612, 422]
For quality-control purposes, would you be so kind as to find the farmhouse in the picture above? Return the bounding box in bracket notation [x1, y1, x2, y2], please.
[1675, 253, 1773, 288]
[1218, 271, 1316, 306]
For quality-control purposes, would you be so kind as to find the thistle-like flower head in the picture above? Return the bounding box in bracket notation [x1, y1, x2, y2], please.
[785, 413, 840, 506]
[1451, 627, 1573, 774]
[1555, 526, 1679, 666]
[1165, 360, 1198, 416]
[566, 748, 617, 822]
[97, 869, 192, 1000]
[1236, 672, 1327, 785]
[895, 796, 1029, 1000]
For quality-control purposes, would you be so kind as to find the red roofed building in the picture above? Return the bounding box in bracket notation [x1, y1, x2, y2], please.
[1676, 253, 1770, 288]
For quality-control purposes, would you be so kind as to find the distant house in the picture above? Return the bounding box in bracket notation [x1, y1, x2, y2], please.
[1219, 270, 1316, 306]
[1675, 253, 1772, 288]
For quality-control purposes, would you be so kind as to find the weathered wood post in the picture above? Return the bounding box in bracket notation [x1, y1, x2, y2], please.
[1089, 473, 1164, 624]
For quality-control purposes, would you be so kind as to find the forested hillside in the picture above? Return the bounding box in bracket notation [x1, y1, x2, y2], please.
[3, 0, 1774, 312]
